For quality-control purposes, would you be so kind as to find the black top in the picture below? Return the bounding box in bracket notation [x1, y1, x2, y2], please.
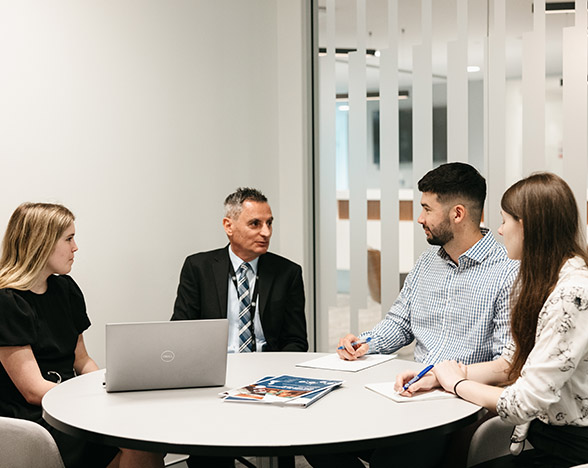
[0, 275, 90, 422]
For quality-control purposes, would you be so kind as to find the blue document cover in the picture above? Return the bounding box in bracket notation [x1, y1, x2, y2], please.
[223, 374, 343, 407]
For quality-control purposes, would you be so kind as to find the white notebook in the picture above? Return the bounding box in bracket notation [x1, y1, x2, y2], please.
[296, 353, 396, 372]
[365, 382, 456, 402]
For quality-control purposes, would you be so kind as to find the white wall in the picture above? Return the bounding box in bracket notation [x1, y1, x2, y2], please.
[0, 0, 311, 365]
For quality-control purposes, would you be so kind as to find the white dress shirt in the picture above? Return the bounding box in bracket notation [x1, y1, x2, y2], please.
[226, 246, 267, 353]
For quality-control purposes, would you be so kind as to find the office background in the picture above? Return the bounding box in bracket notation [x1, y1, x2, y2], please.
[0, 1, 313, 366]
[316, 0, 588, 350]
[1, 0, 586, 361]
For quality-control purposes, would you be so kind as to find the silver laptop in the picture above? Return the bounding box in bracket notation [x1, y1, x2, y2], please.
[104, 319, 229, 392]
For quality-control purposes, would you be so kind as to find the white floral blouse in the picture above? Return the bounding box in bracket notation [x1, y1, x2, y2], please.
[497, 256, 588, 426]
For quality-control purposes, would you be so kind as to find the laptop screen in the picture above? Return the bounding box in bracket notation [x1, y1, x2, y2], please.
[104, 319, 228, 392]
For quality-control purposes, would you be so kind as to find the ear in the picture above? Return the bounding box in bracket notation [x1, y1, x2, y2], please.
[452, 204, 466, 224]
[223, 217, 233, 238]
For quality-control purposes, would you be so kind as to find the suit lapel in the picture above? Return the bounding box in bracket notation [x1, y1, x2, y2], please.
[257, 254, 275, 319]
[211, 247, 230, 318]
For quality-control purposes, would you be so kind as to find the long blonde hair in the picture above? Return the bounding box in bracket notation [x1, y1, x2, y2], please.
[0, 203, 75, 290]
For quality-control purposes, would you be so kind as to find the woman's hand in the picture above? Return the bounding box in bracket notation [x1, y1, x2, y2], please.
[394, 369, 440, 396]
[432, 360, 467, 394]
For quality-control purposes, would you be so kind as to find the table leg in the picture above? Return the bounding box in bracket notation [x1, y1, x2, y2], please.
[255, 456, 279, 468]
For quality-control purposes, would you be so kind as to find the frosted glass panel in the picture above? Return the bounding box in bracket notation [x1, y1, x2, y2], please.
[562, 2, 588, 228]
[314, 0, 585, 352]
[379, 0, 400, 316]
[411, 0, 433, 260]
[522, 0, 546, 174]
[348, 0, 368, 334]
[447, 0, 468, 163]
[485, 0, 507, 230]
[316, 0, 337, 351]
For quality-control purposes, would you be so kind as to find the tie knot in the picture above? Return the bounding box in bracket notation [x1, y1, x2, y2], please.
[238, 262, 250, 276]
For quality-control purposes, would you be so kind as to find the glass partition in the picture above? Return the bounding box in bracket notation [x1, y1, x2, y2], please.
[315, 0, 587, 352]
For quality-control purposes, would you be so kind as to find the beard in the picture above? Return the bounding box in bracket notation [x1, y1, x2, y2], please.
[424, 218, 454, 246]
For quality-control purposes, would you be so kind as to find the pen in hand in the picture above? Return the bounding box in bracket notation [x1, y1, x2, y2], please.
[337, 336, 372, 350]
[402, 364, 434, 391]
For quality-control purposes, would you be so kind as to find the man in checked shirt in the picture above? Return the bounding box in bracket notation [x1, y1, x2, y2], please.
[309, 162, 519, 468]
[339, 162, 518, 365]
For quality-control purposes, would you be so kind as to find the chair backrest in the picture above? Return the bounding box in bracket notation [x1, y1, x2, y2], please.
[0, 416, 65, 468]
[467, 416, 524, 467]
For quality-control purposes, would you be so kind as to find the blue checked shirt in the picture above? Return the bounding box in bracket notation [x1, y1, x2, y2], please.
[361, 228, 519, 365]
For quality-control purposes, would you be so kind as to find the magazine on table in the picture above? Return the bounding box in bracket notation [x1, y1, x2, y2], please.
[220, 374, 344, 407]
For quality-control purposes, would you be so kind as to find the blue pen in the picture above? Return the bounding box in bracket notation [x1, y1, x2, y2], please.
[337, 336, 372, 350]
[402, 364, 434, 391]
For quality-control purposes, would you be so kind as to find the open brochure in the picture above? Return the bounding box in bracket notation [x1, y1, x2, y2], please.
[221, 375, 344, 407]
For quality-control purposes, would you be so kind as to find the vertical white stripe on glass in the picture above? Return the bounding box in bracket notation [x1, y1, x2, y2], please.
[562, 1, 588, 228]
[317, 0, 337, 351]
[348, 0, 368, 334]
[522, 0, 546, 175]
[379, 0, 400, 317]
[447, 0, 468, 163]
[485, 0, 507, 232]
[412, 0, 433, 260]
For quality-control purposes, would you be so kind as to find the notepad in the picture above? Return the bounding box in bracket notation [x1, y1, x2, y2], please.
[365, 382, 456, 402]
[296, 353, 396, 372]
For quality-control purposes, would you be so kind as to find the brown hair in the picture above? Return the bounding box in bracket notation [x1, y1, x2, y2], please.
[501, 173, 588, 382]
[0, 203, 75, 290]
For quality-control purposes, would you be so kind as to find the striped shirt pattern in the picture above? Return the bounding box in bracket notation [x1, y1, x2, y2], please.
[362, 228, 519, 365]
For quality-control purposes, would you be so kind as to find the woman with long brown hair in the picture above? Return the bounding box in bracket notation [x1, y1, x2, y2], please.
[0, 202, 163, 468]
[396, 173, 588, 466]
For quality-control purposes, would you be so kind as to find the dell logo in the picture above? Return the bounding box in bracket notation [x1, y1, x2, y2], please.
[161, 350, 175, 362]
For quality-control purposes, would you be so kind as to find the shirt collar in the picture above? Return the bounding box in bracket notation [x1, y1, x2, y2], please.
[228, 245, 259, 275]
[438, 227, 495, 265]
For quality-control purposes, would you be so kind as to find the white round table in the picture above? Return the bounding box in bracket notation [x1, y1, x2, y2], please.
[42, 353, 484, 457]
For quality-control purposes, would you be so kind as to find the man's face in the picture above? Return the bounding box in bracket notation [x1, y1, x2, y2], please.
[223, 201, 273, 262]
[417, 192, 454, 246]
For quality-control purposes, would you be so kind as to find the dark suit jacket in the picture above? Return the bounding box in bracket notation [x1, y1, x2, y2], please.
[172, 246, 308, 352]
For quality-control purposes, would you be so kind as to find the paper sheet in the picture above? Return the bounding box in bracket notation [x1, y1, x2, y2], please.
[296, 353, 396, 372]
[365, 382, 456, 402]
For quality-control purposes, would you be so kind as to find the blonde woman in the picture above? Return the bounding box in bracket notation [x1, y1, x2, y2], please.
[0, 203, 163, 468]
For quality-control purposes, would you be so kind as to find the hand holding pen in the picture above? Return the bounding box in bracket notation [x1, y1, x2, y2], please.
[336, 334, 371, 361]
[395, 364, 437, 395]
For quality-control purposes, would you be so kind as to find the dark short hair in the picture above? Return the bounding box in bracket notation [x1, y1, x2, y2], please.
[417, 162, 486, 222]
[224, 187, 268, 219]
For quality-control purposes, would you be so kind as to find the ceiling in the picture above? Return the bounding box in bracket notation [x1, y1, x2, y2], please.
[317, 0, 576, 94]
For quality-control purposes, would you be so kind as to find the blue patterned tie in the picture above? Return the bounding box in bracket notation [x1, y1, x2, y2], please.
[237, 262, 254, 352]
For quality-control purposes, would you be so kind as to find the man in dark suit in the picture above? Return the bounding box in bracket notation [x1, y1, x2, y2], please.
[172, 188, 308, 468]
[172, 187, 308, 353]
